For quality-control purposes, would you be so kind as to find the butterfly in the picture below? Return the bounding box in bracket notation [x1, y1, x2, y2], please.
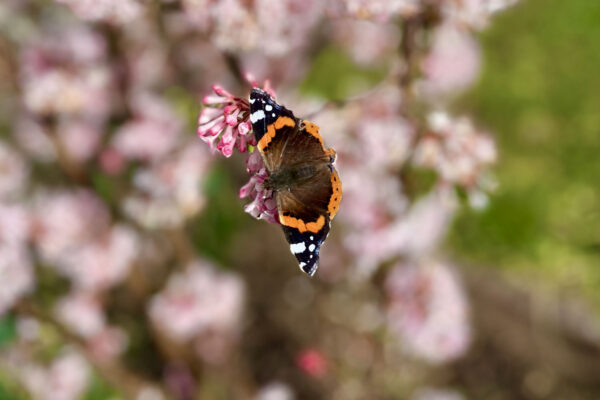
[249, 88, 342, 276]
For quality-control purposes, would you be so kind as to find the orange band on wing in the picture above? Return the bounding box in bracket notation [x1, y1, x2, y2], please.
[275, 116, 295, 130]
[303, 120, 336, 159]
[303, 121, 323, 144]
[328, 171, 342, 218]
[280, 214, 326, 233]
[257, 116, 295, 152]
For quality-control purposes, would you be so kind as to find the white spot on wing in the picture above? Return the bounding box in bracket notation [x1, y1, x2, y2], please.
[290, 242, 306, 254]
[308, 244, 316, 252]
[272, 113, 276, 117]
[310, 236, 314, 240]
[249, 98, 256, 104]
[265, 104, 273, 111]
[250, 110, 265, 123]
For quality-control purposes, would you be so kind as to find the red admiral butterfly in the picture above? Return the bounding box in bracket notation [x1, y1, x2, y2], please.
[249, 88, 342, 276]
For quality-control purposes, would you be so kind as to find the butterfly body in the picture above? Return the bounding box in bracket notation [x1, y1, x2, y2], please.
[249, 88, 342, 276]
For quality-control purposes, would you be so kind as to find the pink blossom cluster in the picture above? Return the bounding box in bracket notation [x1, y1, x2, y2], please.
[148, 260, 245, 364]
[198, 84, 255, 157]
[414, 111, 497, 208]
[0, 141, 33, 315]
[334, 0, 518, 27]
[124, 142, 213, 228]
[386, 261, 471, 363]
[182, 0, 324, 56]
[19, 349, 91, 400]
[32, 189, 139, 291]
[419, 23, 481, 99]
[238, 152, 279, 224]
[20, 24, 111, 118]
[442, 0, 520, 30]
[197, 79, 279, 223]
[56, 0, 143, 25]
[112, 94, 184, 162]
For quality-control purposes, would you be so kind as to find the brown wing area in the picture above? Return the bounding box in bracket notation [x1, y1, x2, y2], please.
[279, 120, 335, 168]
[257, 116, 297, 172]
[277, 163, 333, 234]
[258, 118, 334, 172]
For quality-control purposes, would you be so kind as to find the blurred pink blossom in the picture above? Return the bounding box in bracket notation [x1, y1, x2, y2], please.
[336, 0, 421, 20]
[32, 189, 139, 291]
[113, 93, 183, 161]
[184, 0, 323, 56]
[20, 349, 90, 400]
[54, 292, 128, 360]
[339, 168, 406, 231]
[56, 119, 104, 162]
[347, 189, 457, 273]
[87, 326, 128, 361]
[420, 23, 481, 99]
[443, 0, 520, 30]
[209, 0, 260, 53]
[20, 25, 111, 117]
[332, 19, 401, 66]
[414, 112, 497, 198]
[54, 292, 105, 339]
[386, 261, 471, 364]
[0, 140, 29, 200]
[123, 141, 212, 228]
[57, 224, 140, 291]
[0, 245, 34, 316]
[99, 146, 126, 175]
[256, 381, 295, 400]
[56, 0, 143, 24]
[356, 117, 415, 170]
[13, 118, 57, 163]
[296, 349, 328, 378]
[32, 189, 110, 265]
[148, 260, 245, 343]
[0, 203, 29, 247]
[252, 0, 324, 56]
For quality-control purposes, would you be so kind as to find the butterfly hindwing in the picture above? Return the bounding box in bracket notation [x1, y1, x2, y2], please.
[283, 222, 330, 276]
[276, 162, 336, 276]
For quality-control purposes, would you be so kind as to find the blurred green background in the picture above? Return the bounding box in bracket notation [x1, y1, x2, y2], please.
[449, 0, 600, 309]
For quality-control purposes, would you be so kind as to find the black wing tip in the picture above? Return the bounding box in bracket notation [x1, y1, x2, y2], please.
[300, 260, 318, 277]
[250, 87, 270, 100]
